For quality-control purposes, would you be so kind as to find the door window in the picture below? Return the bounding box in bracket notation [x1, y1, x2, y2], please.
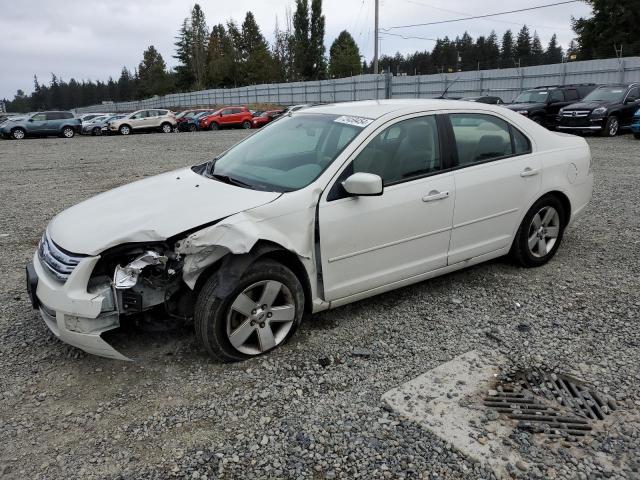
[232, 108, 243, 114]
[350, 115, 440, 186]
[549, 89, 564, 102]
[565, 89, 579, 101]
[45, 112, 61, 120]
[221, 109, 233, 115]
[32, 113, 46, 121]
[626, 87, 639, 102]
[450, 113, 529, 166]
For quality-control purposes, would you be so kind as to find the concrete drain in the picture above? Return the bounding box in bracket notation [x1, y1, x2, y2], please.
[484, 369, 617, 439]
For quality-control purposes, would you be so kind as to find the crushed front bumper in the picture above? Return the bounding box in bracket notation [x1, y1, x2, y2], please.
[28, 252, 130, 361]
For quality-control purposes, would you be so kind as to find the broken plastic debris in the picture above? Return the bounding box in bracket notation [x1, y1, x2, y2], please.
[113, 250, 168, 289]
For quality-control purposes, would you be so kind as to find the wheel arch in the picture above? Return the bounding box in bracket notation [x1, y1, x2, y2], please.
[191, 240, 313, 314]
[530, 190, 572, 227]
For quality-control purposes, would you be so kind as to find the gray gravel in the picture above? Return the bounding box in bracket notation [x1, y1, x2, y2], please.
[0, 130, 638, 479]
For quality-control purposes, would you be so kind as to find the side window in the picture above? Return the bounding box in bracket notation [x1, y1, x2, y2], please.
[45, 112, 60, 120]
[627, 88, 639, 102]
[550, 90, 564, 102]
[32, 113, 47, 121]
[352, 115, 440, 185]
[131, 111, 143, 119]
[565, 89, 579, 101]
[221, 109, 233, 115]
[511, 126, 532, 155]
[232, 108, 243, 114]
[450, 114, 513, 166]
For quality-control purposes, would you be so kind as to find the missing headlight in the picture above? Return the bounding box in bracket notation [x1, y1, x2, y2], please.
[113, 251, 168, 289]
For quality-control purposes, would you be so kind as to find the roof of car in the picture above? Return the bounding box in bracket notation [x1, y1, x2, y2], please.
[299, 99, 506, 119]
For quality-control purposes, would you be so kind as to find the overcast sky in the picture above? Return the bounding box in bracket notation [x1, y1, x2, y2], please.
[0, 0, 592, 99]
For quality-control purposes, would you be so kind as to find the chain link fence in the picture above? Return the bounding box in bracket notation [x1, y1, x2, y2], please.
[75, 57, 640, 113]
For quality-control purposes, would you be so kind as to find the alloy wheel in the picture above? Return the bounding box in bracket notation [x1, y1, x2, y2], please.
[12, 129, 25, 140]
[226, 280, 296, 356]
[120, 126, 130, 135]
[527, 206, 560, 258]
[162, 123, 172, 133]
[63, 127, 74, 138]
[608, 117, 619, 136]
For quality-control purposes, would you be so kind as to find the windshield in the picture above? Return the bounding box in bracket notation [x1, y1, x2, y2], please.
[583, 87, 626, 103]
[513, 90, 549, 103]
[201, 113, 367, 192]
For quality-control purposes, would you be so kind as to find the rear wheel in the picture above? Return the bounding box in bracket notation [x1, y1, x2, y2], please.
[194, 259, 304, 362]
[11, 128, 26, 140]
[510, 195, 566, 267]
[61, 127, 75, 138]
[92, 127, 102, 136]
[161, 122, 172, 133]
[209, 122, 219, 131]
[242, 120, 252, 129]
[600, 116, 619, 137]
[119, 125, 131, 135]
[188, 123, 197, 132]
[634, 132, 640, 139]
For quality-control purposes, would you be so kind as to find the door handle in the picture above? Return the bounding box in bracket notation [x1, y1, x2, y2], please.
[520, 167, 540, 177]
[422, 190, 449, 202]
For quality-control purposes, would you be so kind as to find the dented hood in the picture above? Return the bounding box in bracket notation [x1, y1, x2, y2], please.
[48, 167, 281, 255]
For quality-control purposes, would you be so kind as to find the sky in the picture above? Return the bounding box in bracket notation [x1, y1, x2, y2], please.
[0, 0, 593, 99]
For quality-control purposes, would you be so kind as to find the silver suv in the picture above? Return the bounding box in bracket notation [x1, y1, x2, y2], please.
[109, 109, 176, 135]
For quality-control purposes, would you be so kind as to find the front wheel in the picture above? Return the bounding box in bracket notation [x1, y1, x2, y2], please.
[11, 128, 26, 140]
[92, 127, 102, 136]
[119, 125, 131, 135]
[600, 116, 619, 137]
[188, 123, 197, 132]
[161, 122, 173, 133]
[634, 132, 640, 139]
[209, 122, 219, 131]
[194, 259, 305, 362]
[510, 195, 566, 267]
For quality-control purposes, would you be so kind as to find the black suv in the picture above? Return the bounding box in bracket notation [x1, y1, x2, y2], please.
[505, 84, 597, 128]
[556, 83, 640, 136]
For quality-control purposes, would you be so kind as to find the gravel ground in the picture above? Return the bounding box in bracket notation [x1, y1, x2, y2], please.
[0, 130, 638, 480]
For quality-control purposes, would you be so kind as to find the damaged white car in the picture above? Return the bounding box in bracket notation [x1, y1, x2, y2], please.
[26, 100, 593, 361]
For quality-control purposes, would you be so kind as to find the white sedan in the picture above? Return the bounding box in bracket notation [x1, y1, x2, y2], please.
[26, 100, 593, 361]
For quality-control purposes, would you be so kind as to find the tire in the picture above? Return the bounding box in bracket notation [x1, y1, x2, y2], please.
[511, 194, 566, 268]
[119, 125, 131, 135]
[194, 258, 305, 362]
[61, 127, 75, 138]
[600, 116, 619, 137]
[11, 128, 26, 140]
[188, 123, 197, 132]
[242, 120, 252, 129]
[92, 127, 102, 136]
[209, 122, 219, 131]
[161, 122, 173, 133]
[634, 132, 640, 139]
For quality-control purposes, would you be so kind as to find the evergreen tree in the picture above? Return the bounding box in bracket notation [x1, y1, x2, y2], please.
[292, 0, 310, 80]
[515, 25, 532, 66]
[189, 4, 209, 89]
[456, 32, 475, 70]
[173, 18, 194, 89]
[207, 24, 235, 87]
[485, 31, 501, 69]
[500, 30, 515, 68]
[329, 30, 361, 78]
[545, 34, 564, 64]
[117, 67, 135, 101]
[309, 0, 327, 79]
[573, 0, 640, 59]
[240, 12, 275, 84]
[137, 45, 172, 97]
[531, 32, 544, 66]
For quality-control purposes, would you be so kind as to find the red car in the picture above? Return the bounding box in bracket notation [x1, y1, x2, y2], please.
[199, 106, 253, 131]
[251, 109, 285, 128]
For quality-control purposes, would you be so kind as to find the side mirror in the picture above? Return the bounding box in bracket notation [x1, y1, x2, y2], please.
[28, 118, 34, 122]
[625, 97, 638, 104]
[342, 172, 383, 197]
[219, 112, 223, 117]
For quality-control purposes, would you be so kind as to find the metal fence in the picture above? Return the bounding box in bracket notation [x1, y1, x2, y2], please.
[75, 56, 640, 113]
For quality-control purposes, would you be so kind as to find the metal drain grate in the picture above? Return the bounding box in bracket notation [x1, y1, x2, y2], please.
[484, 370, 617, 438]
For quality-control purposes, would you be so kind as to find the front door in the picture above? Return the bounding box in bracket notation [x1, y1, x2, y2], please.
[621, 87, 640, 126]
[446, 112, 541, 264]
[29, 113, 48, 133]
[319, 114, 455, 301]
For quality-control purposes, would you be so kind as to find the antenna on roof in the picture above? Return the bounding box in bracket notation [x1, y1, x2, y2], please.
[437, 77, 460, 99]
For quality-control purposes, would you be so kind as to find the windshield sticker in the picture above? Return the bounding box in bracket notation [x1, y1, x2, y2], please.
[334, 115, 374, 128]
[538, 92, 547, 94]
[610, 90, 623, 93]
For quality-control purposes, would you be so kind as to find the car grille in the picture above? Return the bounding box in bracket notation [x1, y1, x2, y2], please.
[562, 110, 591, 118]
[38, 232, 85, 282]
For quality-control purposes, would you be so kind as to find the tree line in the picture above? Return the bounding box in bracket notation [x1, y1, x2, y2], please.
[4, 0, 637, 112]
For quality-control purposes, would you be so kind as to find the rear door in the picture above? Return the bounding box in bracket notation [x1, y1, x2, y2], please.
[446, 112, 541, 264]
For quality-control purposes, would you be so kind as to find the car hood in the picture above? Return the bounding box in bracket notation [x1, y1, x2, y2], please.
[562, 101, 615, 111]
[505, 102, 543, 111]
[48, 167, 281, 255]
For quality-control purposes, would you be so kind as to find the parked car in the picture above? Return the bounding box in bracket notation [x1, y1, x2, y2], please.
[199, 106, 254, 130]
[175, 109, 212, 130]
[26, 99, 593, 361]
[79, 113, 113, 123]
[109, 109, 176, 135]
[556, 83, 640, 136]
[81, 115, 108, 135]
[83, 114, 126, 136]
[1, 111, 81, 140]
[251, 109, 285, 128]
[283, 104, 312, 114]
[632, 108, 640, 139]
[461, 96, 504, 105]
[178, 111, 215, 132]
[505, 84, 597, 128]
